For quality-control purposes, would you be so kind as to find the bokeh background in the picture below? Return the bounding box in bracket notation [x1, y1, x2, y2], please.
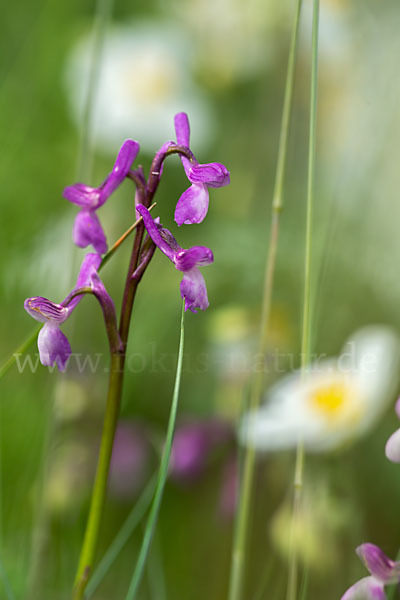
[2, 0, 400, 598]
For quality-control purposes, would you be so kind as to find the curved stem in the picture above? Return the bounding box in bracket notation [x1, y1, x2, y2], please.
[73, 351, 125, 600]
[228, 2, 303, 598]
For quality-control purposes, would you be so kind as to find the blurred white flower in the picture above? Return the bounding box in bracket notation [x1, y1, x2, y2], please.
[170, 0, 290, 87]
[64, 22, 214, 154]
[240, 326, 400, 452]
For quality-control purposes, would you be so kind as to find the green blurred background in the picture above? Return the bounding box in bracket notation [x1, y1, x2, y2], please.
[2, 0, 400, 598]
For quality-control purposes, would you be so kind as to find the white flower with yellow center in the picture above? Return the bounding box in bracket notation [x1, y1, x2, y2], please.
[64, 22, 213, 154]
[240, 327, 400, 452]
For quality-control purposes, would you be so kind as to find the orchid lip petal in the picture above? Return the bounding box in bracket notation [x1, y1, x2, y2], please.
[38, 323, 71, 371]
[174, 184, 209, 226]
[180, 267, 209, 313]
[341, 576, 386, 600]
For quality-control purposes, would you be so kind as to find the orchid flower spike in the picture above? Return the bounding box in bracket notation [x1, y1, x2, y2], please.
[341, 543, 400, 599]
[174, 112, 230, 226]
[24, 254, 116, 370]
[63, 140, 140, 254]
[136, 204, 213, 312]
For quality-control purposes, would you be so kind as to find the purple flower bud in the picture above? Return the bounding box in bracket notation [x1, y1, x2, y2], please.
[173, 112, 230, 225]
[136, 204, 214, 312]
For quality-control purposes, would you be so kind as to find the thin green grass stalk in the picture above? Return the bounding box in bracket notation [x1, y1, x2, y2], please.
[124, 300, 185, 600]
[85, 474, 156, 598]
[0, 553, 15, 600]
[286, 2, 319, 600]
[0, 327, 41, 379]
[146, 531, 167, 600]
[228, 2, 303, 599]
[299, 565, 309, 600]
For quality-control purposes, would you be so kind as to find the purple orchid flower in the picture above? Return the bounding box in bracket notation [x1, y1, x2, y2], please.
[24, 253, 114, 370]
[385, 397, 400, 463]
[174, 112, 230, 226]
[341, 544, 400, 599]
[63, 140, 140, 254]
[136, 204, 214, 313]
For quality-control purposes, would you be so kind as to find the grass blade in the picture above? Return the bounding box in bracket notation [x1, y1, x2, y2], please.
[85, 474, 156, 598]
[124, 299, 186, 600]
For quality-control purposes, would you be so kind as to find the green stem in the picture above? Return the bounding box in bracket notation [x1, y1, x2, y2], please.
[125, 300, 185, 600]
[73, 351, 125, 600]
[228, 3, 303, 599]
[286, 2, 319, 600]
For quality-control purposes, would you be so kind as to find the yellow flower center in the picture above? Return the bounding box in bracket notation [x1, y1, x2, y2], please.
[309, 382, 350, 419]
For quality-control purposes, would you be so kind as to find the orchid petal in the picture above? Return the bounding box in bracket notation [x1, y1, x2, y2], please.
[341, 576, 386, 600]
[24, 297, 69, 324]
[38, 323, 71, 371]
[174, 246, 214, 271]
[357, 544, 400, 584]
[73, 209, 108, 255]
[385, 428, 400, 463]
[65, 253, 103, 311]
[174, 183, 209, 226]
[63, 183, 100, 208]
[75, 253, 102, 288]
[174, 112, 192, 176]
[101, 139, 140, 202]
[188, 163, 230, 188]
[136, 204, 179, 262]
[180, 267, 209, 313]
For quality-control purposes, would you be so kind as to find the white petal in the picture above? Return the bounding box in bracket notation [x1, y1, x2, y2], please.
[385, 428, 400, 463]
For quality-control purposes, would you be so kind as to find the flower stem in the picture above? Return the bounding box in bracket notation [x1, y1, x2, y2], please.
[228, 3, 303, 599]
[286, 2, 319, 600]
[125, 300, 185, 600]
[72, 351, 125, 600]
